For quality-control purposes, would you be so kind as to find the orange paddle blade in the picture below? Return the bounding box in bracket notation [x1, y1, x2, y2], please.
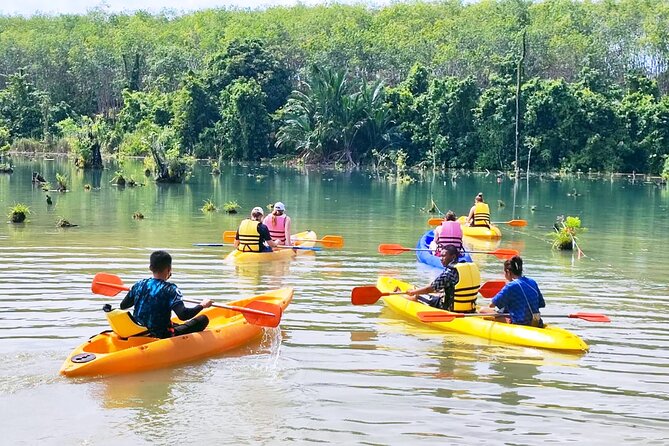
[317, 235, 344, 248]
[223, 230, 236, 243]
[468, 248, 519, 260]
[238, 300, 283, 327]
[292, 235, 344, 248]
[427, 217, 443, 226]
[92, 273, 129, 296]
[377, 244, 411, 255]
[478, 280, 506, 298]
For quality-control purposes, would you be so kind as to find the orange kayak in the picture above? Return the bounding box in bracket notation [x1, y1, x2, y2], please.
[60, 288, 293, 377]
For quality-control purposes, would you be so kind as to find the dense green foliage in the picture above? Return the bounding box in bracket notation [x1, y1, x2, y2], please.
[0, 1, 668, 174]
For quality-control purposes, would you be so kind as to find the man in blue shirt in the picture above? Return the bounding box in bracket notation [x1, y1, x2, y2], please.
[120, 250, 213, 338]
[489, 256, 545, 327]
[406, 244, 460, 310]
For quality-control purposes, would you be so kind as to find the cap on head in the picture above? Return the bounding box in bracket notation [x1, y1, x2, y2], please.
[273, 202, 285, 212]
[251, 206, 264, 216]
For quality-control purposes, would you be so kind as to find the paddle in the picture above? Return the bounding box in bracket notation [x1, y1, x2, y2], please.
[292, 235, 344, 248]
[351, 280, 505, 306]
[91, 273, 283, 327]
[478, 280, 506, 297]
[416, 311, 610, 323]
[193, 242, 322, 251]
[377, 244, 518, 260]
[222, 230, 334, 248]
[351, 286, 409, 305]
[427, 217, 527, 227]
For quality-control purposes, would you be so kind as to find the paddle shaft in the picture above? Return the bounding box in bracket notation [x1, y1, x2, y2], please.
[95, 280, 276, 317]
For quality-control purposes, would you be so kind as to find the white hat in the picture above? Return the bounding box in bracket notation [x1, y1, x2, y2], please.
[251, 206, 264, 215]
[273, 202, 286, 211]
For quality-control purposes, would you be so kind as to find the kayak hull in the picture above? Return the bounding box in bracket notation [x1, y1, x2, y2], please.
[377, 277, 588, 352]
[60, 288, 294, 377]
[458, 216, 502, 239]
[224, 230, 317, 263]
[416, 230, 473, 268]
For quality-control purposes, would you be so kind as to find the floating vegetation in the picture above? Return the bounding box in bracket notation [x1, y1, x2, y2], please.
[8, 203, 30, 223]
[0, 162, 13, 173]
[201, 199, 217, 213]
[55, 172, 68, 192]
[56, 218, 78, 228]
[111, 171, 126, 186]
[550, 215, 586, 251]
[133, 211, 144, 220]
[223, 201, 240, 214]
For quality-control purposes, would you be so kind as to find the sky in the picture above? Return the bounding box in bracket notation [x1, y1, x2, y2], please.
[0, 0, 381, 17]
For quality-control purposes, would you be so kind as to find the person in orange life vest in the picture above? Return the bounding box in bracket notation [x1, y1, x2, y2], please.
[432, 210, 463, 255]
[262, 202, 292, 246]
[467, 192, 491, 227]
[234, 207, 278, 252]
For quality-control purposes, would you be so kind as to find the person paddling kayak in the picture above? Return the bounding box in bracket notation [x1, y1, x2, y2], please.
[405, 244, 481, 313]
[235, 206, 278, 252]
[483, 256, 545, 327]
[466, 192, 491, 227]
[263, 201, 292, 246]
[120, 250, 213, 338]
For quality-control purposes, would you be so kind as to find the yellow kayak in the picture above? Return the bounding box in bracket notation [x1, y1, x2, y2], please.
[377, 277, 588, 352]
[458, 216, 502, 239]
[224, 230, 317, 263]
[60, 288, 294, 377]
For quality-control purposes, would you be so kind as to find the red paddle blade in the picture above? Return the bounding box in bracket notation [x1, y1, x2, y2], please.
[478, 280, 506, 298]
[417, 311, 462, 322]
[92, 273, 129, 296]
[242, 301, 283, 327]
[508, 219, 527, 227]
[351, 286, 384, 305]
[427, 217, 442, 226]
[223, 231, 236, 243]
[569, 312, 610, 322]
[378, 244, 410, 255]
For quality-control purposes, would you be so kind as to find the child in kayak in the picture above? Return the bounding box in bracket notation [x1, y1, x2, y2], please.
[485, 256, 545, 327]
[120, 250, 213, 338]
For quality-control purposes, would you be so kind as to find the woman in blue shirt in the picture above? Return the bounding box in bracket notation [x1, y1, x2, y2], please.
[488, 256, 545, 327]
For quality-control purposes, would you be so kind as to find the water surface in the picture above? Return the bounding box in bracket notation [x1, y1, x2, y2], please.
[1, 158, 668, 444]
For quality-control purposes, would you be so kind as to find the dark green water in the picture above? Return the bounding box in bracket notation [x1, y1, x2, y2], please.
[1, 157, 668, 444]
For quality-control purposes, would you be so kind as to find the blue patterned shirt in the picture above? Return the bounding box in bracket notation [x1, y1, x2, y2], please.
[491, 276, 546, 325]
[120, 278, 183, 337]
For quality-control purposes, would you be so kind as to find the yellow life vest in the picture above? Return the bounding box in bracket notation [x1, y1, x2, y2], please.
[453, 263, 481, 313]
[473, 202, 491, 227]
[105, 309, 148, 338]
[237, 219, 261, 252]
